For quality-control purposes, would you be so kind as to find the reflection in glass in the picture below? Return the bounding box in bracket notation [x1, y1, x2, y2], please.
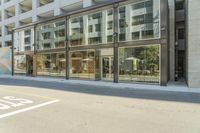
[14, 55, 26, 74]
[69, 51, 95, 79]
[37, 20, 65, 50]
[70, 17, 84, 46]
[119, 0, 160, 41]
[98, 48, 114, 80]
[102, 56, 114, 80]
[69, 9, 113, 46]
[119, 7, 126, 41]
[14, 28, 34, 52]
[119, 45, 160, 83]
[88, 12, 102, 44]
[37, 53, 66, 77]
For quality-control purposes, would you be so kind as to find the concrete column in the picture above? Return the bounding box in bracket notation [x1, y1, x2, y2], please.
[54, 0, 61, 16]
[168, 0, 175, 81]
[160, 0, 169, 86]
[15, 0, 20, 27]
[1, 0, 5, 47]
[32, 0, 39, 22]
[186, 0, 200, 88]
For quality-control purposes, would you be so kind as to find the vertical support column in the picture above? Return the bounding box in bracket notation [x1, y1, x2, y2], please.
[113, 3, 119, 83]
[168, 0, 175, 81]
[2, 0, 5, 47]
[160, 0, 169, 86]
[95, 49, 101, 81]
[54, 0, 62, 16]
[65, 16, 70, 80]
[32, 0, 39, 22]
[33, 25, 37, 77]
[11, 30, 14, 76]
[15, 0, 20, 27]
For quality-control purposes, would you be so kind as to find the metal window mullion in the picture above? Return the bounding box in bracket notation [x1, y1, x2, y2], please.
[66, 16, 70, 80]
[113, 3, 119, 83]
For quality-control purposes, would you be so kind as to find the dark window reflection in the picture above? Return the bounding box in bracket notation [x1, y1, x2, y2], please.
[119, 45, 160, 83]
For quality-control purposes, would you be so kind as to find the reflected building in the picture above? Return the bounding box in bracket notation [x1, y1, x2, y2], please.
[13, 0, 164, 85]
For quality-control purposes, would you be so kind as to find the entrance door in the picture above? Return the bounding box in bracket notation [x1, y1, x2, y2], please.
[177, 51, 185, 79]
[26, 55, 33, 76]
[102, 56, 113, 80]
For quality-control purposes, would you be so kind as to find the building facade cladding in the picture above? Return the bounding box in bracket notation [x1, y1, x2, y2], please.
[186, 0, 200, 88]
[13, 0, 169, 86]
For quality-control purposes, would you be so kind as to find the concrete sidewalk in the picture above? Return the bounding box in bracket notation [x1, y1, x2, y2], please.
[0, 75, 200, 94]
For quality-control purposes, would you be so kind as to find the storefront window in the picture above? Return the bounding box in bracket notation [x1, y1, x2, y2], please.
[69, 50, 95, 79]
[70, 17, 84, 46]
[119, 0, 160, 41]
[14, 55, 26, 74]
[37, 20, 65, 50]
[69, 9, 113, 46]
[119, 45, 160, 83]
[14, 28, 34, 52]
[37, 53, 66, 77]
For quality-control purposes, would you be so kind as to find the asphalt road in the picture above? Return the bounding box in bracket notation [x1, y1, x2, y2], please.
[0, 78, 200, 133]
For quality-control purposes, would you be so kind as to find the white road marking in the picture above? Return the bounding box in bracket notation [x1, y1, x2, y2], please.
[0, 99, 60, 119]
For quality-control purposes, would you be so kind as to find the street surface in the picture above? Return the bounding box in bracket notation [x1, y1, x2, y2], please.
[0, 78, 200, 133]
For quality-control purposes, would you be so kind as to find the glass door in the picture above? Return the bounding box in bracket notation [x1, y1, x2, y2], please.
[102, 56, 113, 80]
[26, 55, 33, 76]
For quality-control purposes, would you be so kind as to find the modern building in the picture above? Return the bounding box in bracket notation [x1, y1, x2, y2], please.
[0, 0, 199, 87]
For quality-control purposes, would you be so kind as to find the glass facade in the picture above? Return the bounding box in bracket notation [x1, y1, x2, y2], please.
[69, 50, 95, 79]
[118, 0, 160, 41]
[119, 45, 160, 83]
[14, 28, 34, 52]
[69, 9, 114, 46]
[37, 53, 66, 77]
[98, 48, 114, 80]
[14, 55, 26, 74]
[37, 20, 65, 50]
[13, 0, 164, 84]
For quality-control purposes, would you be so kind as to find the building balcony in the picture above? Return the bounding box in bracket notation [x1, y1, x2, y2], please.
[70, 34, 83, 40]
[131, 7, 153, 17]
[37, 2, 54, 19]
[19, 10, 33, 20]
[131, 23, 154, 32]
[60, 0, 83, 12]
[3, 0, 15, 9]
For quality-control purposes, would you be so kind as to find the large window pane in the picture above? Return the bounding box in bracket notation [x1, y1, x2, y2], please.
[119, 45, 160, 83]
[69, 50, 95, 79]
[69, 9, 113, 46]
[14, 28, 34, 52]
[14, 55, 26, 74]
[37, 20, 65, 50]
[119, 0, 160, 41]
[37, 53, 66, 77]
[70, 17, 84, 46]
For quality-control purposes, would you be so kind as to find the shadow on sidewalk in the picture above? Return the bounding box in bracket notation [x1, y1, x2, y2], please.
[0, 78, 200, 104]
